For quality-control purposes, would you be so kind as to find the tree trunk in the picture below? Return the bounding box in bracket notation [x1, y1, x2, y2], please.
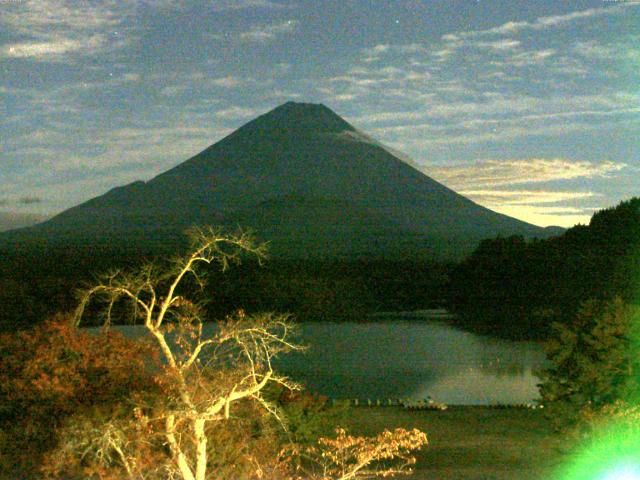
[166, 415, 196, 480]
[194, 418, 208, 480]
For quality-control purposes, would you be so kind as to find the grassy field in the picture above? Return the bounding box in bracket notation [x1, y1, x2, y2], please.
[343, 406, 571, 480]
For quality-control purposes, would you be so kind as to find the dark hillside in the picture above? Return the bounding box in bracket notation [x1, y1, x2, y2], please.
[448, 197, 640, 339]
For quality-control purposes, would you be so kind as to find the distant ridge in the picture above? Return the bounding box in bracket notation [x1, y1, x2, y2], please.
[1, 102, 562, 259]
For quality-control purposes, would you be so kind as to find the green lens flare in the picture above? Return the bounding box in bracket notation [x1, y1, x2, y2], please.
[558, 420, 640, 480]
[600, 464, 640, 480]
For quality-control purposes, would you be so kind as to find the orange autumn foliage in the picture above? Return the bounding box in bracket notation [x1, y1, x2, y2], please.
[286, 428, 428, 480]
[0, 314, 160, 476]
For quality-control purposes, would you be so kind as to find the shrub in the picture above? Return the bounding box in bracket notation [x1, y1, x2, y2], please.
[276, 389, 351, 446]
[0, 314, 159, 477]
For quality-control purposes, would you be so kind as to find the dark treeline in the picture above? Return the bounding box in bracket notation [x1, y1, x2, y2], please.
[204, 258, 451, 321]
[4, 197, 637, 338]
[448, 197, 640, 339]
[0, 240, 452, 332]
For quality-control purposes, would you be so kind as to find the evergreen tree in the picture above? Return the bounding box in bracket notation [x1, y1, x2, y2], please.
[538, 297, 640, 427]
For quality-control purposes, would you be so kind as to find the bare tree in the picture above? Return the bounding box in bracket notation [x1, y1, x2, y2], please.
[69, 227, 429, 480]
[74, 227, 304, 480]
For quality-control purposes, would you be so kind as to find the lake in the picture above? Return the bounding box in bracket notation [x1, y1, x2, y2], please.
[100, 310, 547, 406]
[272, 311, 547, 405]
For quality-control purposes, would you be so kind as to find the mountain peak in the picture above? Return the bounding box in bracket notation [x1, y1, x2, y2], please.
[3, 102, 557, 260]
[243, 101, 356, 135]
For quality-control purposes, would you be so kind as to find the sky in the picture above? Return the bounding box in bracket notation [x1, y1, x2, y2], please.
[1, 0, 639, 230]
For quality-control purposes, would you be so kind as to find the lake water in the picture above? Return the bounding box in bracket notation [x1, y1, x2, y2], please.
[272, 312, 547, 405]
[100, 311, 547, 406]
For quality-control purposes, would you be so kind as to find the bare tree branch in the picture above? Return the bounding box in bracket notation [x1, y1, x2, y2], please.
[71, 227, 300, 480]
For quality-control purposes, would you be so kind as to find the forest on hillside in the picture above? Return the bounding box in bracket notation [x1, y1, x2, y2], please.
[1, 197, 638, 340]
[0, 243, 452, 333]
[448, 197, 640, 339]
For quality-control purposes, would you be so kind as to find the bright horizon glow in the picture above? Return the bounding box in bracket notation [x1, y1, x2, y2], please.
[488, 204, 591, 228]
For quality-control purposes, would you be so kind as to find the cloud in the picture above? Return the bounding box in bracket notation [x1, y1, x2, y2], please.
[462, 5, 630, 38]
[158, 74, 243, 97]
[418, 158, 625, 227]
[536, 7, 625, 28]
[0, 1, 131, 61]
[18, 196, 44, 205]
[457, 189, 596, 205]
[573, 39, 640, 62]
[474, 39, 521, 51]
[319, 62, 435, 104]
[425, 158, 626, 189]
[0, 196, 45, 206]
[479, 21, 530, 36]
[427, 5, 633, 67]
[122, 73, 140, 82]
[431, 47, 456, 62]
[359, 91, 640, 147]
[353, 110, 427, 124]
[362, 44, 390, 57]
[459, 190, 597, 226]
[424, 2, 636, 69]
[492, 49, 556, 67]
[361, 43, 426, 62]
[3, 118, 238, 215]
[214, 106, 259, 120]
[160, 85, 188, 97]
[487, 204, 594, 228]
[207, 76, 242, 87]
[238, 20, 298, 43]
[211, 0, 292, 11]
[3, 39, 86, 58]
[2, 1, 121, 36]
[0, 34, 112, 61]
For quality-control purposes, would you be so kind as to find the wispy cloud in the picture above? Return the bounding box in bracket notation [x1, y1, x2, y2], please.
[359, 91, 640, 145]
[238, 20, 298, 43]
[207, 76, 242, 87]
[491, 48, 556, 67]
[474, 39, 521, 51]
[573, 38, 640, 62]
[158, 74, 243, 97]
[160, 85, 188, 97]
[0, 0, 131, 61]
[458, 189, 596, 205]
[1, 37, 99, 59]
[214, 106, 259, 120]
[2, 116, 240, 216]
[362, 43, 426, 62]
[378, 122, 602, 149]
[428, 5, 634, 68]
[421, 159, 626, 226]
[18, 196, 44, 205]
[488, 203, 595, 227]
[0, 195, 45, 206]
[211, 0, 292, 11]
[452, 5, 630, 39]
[460, 190, 597, 226]
[426, 158, 626, 189]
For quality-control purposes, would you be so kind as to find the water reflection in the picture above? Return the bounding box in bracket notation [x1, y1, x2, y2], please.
[272, 317, 547, 405]
[96, 313, 547, 405]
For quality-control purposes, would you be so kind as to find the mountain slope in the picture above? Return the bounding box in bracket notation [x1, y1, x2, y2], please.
[1, 102, 559, 259]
